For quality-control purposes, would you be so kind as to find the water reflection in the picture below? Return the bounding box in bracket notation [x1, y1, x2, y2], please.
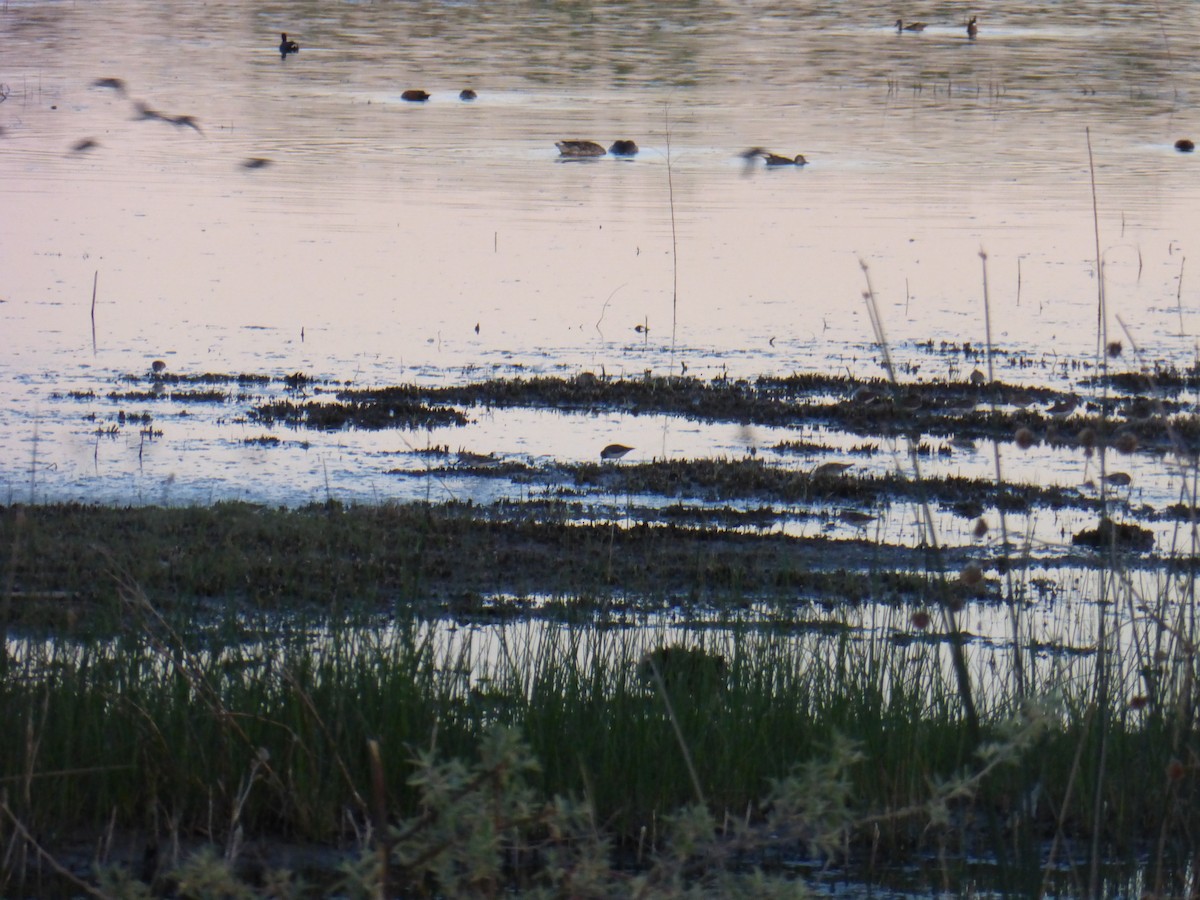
[1, 0, 1198, 509]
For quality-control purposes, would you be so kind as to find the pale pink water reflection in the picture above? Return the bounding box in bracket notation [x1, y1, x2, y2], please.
[1, 0, 1198, 509]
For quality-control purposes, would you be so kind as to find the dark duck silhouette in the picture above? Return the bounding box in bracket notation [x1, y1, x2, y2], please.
[556, 140, 606, 157]
[896, 19, 927, 32]
[609, 139, 639, 156]
[279, 33, 299, 58]
[763, 152, 807, 166]
[742, 148, 807, 166]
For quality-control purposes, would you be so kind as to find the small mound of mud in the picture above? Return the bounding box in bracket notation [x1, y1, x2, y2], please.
[1072, 517, 1154, 553]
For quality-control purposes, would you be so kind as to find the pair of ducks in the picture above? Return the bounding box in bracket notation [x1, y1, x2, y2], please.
[896, 17, 978, 37]
[402, 89, 478, 102]
[556, 140, 639, 158]
[279, 40, 477, 101]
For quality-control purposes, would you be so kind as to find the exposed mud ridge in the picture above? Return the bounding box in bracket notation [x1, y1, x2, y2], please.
[210, 373, 1199, 453]
[0, 499, 1174, 634]
[250, 398, 469, 430]
[97, 369, 1200, 455]
[398, 455, 1097, 516]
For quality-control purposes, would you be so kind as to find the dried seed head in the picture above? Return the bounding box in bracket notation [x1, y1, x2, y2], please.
[973, 517, 989, 539]
[960, 563, 984, 586]
[1167, 759, 1186, 782]
[911, 610, 931, 630]
[1077, 427, 1095, 449]
[1107, 340, 1123, 358]
[1015, 427, 1035, 449]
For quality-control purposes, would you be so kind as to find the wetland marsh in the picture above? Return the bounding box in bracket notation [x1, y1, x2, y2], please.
[3, 0, 1200, 895]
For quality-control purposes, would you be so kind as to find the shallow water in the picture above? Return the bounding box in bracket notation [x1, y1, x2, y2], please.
[2, 0, 1199, 514]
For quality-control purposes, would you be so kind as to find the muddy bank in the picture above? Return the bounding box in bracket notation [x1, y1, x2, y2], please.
[0, 498, 1164, 632]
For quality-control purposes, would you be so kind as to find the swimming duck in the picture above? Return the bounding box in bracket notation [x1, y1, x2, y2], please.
[609, 139, 639, 156]
[402, 89, 430, 102]
[459, 89, 477, 101]
[279, 33, 299, 57]
[896, 19, 927, 32]
[556, 140, 606, 157]
[763, 152, 808, 166]
[743, 149, 807, 166]
[1176, 138, 1195, 152]
[92, 77, 127, 94]
[966, 16, 978, 38]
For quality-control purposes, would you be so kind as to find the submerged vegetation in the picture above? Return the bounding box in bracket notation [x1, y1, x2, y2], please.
[7, 345, 1200, 895]
[3, 476, 1200, 896]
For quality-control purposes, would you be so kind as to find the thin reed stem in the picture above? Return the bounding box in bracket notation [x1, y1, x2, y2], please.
[859, 260, 979, 746]
[90, 270, 98, 356]
[1085, 125, 1112, 897]
[979, 249, 1025, 698]
[665, 105, 679, 372]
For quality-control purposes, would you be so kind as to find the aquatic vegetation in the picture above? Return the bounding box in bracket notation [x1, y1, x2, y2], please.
[251, 397, 469, 430]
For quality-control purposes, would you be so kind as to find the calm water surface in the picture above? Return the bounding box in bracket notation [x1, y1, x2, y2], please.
[2, 0, 1198, 512]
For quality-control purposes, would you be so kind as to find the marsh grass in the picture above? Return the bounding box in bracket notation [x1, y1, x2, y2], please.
[5, 362, 1200, 893]
[5, 559, 1200, 897]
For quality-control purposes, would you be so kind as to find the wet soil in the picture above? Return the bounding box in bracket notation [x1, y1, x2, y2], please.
[22, 370, 1193, 628]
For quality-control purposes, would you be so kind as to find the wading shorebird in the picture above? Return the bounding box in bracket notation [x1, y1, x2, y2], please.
[896, 19, 927, 32]
[600, 443, 634, 461]
[279, 33, 299, 57]
[556, 140, 606, 157]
